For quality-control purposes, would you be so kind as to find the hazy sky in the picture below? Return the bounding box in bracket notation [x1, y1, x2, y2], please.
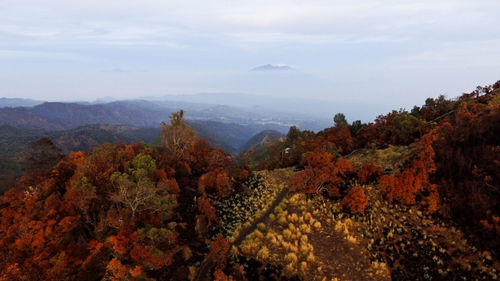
[1, 0, 499, 117]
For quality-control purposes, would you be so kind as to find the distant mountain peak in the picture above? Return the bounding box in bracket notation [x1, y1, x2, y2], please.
[93, 96, 117, 104]
[251, 64, 295, 71]
[0, 97, 44, 108]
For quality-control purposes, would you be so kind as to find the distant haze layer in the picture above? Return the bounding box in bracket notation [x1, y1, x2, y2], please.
[1, 0, 499, 121]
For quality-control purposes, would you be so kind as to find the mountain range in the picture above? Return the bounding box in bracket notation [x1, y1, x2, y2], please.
[0, 98, 44, 108]
[0, 97, 321, 188]
[0, 99, 328, 130]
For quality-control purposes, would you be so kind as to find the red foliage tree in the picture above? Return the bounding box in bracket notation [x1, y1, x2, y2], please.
[198, 169, 232, 197]
[290, 152, 354, 197]
[105, 258, 151, 281]
[209, 234, 230, 269]
[0, 142, 184, 280]
[342, 186, 369, 214]
[198, 197, 218, 222]
[311, 126, 354, 155]
[378, 130, 438, 210]
[0, 108, 247, 280]
[213, 269, 235, 281]
[357, 162, 383, 184]
[431, 99, 500, 248]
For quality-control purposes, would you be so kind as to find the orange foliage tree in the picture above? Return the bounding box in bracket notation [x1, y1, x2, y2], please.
[0, 138, 221, 280]
[209, 234, 230, 269]
[378, 130, 439, 212]
[198, 196, 218, 222]
[213, 269, 235, 281]
[290, 152, 354, 197]
[0, 110, 248, 280]
[357, 162, 383, 184]
[342, 186, 369, 214]
[198, 168, 232, 197]
[432, 98, 500, 248]
[309, 126, 354, 155]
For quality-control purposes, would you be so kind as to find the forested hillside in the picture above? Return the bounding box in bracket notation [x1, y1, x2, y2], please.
[0, 82, 499, 281]
[0, 100, 315, 132]
[0, 119, 286, 191]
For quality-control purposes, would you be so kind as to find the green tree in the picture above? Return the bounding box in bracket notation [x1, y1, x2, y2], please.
[348, 120, 366, 135]
[110, 154, 177, 219]
[333, 113, 348, 127]
[286, 126, 301, 142]
[392, 110, 423, 144]
[160, 110, 197, 158]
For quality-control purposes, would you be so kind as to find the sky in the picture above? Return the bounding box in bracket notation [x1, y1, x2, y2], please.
[0, 0, 499, 119]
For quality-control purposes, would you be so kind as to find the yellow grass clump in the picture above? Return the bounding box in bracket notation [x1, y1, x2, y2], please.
[304, 212, 313, 223]
[346, 235, 357, 244]
[253, 229, 264, 239]
[283, 229, 292, 240]
[257, 222, 266, 232]
[300, 261, 308, 272]
[306, 252, 316, 263]
[257, 246, 270, 260]
[313, 221, 322, 230]
[288, 213, 299, 223]
[285, 253, 298, 264]
[299, 224, 311, 234]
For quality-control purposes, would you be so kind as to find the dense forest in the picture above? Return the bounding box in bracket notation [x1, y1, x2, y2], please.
[0, 82, 499, 280]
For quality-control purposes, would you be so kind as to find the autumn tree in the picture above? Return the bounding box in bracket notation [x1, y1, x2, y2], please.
[378, 130, 438, 211]
[290, 152, 354, 197]
[198, 169, 232, 197]
[0, 150, 87, 280]
[0, 117, 246, 281]
[197, 196, 217, 222]
[357, 162, 383, 184]
[342, 186, 368, 214]
[432, 100, 500, 248]
[310, 126, 354, 155]
[213, 269, 235, 281]
[209, 234, 230, 269]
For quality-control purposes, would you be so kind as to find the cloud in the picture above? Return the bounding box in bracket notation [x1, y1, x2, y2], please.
[398, 40, 500, 68]
[0, 0, 499, 108]
[1, 0, 499, 46]
[0, 49, 81, 60]
[251, 64, 295, 71]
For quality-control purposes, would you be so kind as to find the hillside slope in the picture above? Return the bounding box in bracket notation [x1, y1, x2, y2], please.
[0, 124, 160, 191]
[241, 130, 284, 152]
[0, 81, 498, 280]
[0, 121, 284, 189]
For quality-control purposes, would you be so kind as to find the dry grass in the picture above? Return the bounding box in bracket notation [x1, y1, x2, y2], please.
[348, 145, 414, 171]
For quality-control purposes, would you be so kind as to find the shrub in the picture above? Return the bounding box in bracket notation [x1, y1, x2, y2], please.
[342, 186, 368, 214]
[357, 162, 383, 184]
[290, 152, 354, 197]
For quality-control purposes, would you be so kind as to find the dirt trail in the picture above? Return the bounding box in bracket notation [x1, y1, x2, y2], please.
[308, 225, 389, 281]
[194, 187, 289, 281]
